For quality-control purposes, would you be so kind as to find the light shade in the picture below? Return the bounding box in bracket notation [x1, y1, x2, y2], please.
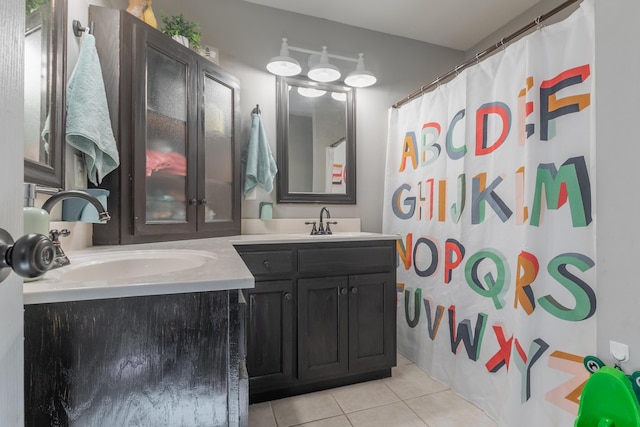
[307, 46, 341, 83]
[344, 53, 377, 88]
[331, 92, 347, 101]
[266, 38, 302, 77]
[297, 87, 327, 98]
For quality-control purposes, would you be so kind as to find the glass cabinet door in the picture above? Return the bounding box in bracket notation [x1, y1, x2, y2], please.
[145, 47, 188, 223]
[133, 27, 197, 237]
[199, 63, 240, 233]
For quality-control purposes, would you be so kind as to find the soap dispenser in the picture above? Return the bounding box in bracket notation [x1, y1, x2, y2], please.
[23, 183, 50, 236]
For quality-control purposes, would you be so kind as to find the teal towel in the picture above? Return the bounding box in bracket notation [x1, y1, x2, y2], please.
[243, 113, 277, 196]
[66, 34, 119, 185]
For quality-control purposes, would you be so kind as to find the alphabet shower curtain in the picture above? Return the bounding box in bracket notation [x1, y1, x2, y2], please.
[382, 1, 595, 425]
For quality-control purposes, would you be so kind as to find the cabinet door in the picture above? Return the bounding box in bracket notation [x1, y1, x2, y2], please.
[198, 60, 241, 234]
[132, 25, 198, 237]
[298, 276, 349, 381]
[244, 280, 294, 392]
[349, 272, 397, 372]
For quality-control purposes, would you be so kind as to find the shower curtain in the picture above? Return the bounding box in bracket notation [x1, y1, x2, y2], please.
[382, 1, 595, 425]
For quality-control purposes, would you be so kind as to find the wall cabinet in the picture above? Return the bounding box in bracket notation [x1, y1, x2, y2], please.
[235, 240, 397, 402]
[89, 6, 241, 245]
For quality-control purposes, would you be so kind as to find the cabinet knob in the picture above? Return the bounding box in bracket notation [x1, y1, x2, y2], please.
[284, 292, 292, 301]
[189, 199, 197, 206]
[263, 260, 271, 269]
[340, 287, 348, 295]
[351, 287, 358, 294]
[199, 199, 208, 205]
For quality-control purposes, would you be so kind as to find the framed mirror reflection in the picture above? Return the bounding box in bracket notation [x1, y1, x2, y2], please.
[276, 76, 356, 204]
[24, 0, 66, 187]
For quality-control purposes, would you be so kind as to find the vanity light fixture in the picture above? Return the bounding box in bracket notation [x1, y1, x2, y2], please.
[266, 38, 302, 77]
[266, 38, 377, 88]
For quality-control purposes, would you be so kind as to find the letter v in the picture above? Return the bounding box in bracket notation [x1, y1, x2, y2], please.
[423, 297, 445, 340]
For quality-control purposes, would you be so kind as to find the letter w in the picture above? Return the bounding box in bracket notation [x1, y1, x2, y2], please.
[448, 305, 488, 361]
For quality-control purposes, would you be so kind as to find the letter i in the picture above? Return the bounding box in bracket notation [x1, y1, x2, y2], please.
[518, 77, 535, 146]
[438, 180, 447, 222]
[515, 166, 528, 224]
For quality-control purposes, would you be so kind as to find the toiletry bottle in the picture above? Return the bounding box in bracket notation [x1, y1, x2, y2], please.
[23, 183, 50, 236]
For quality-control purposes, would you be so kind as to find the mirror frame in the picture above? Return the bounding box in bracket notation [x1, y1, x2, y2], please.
[276, 76, 356, 204]
[24, 0, 66, 187]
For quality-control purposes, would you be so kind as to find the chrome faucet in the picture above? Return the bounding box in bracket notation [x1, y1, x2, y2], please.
[318, 207, 337, 235]
[39, 189, 110, 269]
[41, 190, 110, 222]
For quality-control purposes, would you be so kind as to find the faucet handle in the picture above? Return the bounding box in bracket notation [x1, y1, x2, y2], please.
[304, 221, 318, 235]
[317, 222, 325, 234]
[49, 229, 71, 241]
[325, 221, 337, 235]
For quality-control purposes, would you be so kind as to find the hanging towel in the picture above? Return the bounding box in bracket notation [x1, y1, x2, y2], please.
[66, 33, 119, 186]
[243, 113, 277, 196]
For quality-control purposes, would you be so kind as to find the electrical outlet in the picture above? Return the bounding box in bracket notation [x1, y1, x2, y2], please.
[610, 340, 629, 363]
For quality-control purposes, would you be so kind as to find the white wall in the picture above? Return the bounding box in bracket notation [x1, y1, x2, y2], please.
[593, 0, 640, 370]
[465, 0, 579, 61]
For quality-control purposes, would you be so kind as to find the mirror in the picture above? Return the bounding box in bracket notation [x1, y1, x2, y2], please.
[24, 0, 66, 187]
[276, 77, 356, 204]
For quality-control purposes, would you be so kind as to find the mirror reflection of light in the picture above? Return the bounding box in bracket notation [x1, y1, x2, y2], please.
[297, 87, 327, 98]
[331, 92, 347, 102]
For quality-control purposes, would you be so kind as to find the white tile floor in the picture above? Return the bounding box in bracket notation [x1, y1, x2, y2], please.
[248, 354, 497, 427]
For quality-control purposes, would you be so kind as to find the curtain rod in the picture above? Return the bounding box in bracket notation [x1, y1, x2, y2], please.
[392, 0, 581, 109]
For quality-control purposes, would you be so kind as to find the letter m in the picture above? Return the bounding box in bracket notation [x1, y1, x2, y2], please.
[530, 156, 592, 227]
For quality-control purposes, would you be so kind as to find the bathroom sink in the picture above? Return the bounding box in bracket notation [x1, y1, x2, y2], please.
[307, 232, 357, 239]
[303, 232, 385, 239]
[24, 242, 254, 305]
[53, 249, 218, 283]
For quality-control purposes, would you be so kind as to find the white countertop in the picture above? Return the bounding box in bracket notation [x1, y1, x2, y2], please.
[23, 232, 399, 305]
[230, 231, 399, 245]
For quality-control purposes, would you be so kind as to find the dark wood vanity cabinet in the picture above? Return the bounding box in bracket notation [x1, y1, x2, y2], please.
[89, 6, 241, 245]
[244, 279, 295, 391]
[298, 272, 396, 381]
[235, 240, 397, 402]
[24, 290, 248, 426]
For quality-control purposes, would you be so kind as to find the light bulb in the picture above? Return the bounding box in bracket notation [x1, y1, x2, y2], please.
[308, 46, 341, 83]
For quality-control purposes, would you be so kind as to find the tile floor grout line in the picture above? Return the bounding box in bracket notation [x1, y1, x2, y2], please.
[328, 387, 349, 416]
[401, 397, 432, 427]
[379, 378, 405, 403]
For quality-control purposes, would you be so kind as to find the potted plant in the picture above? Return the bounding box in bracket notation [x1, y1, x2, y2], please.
[26, 0, 47, 14]
[160, 13, 202, 49]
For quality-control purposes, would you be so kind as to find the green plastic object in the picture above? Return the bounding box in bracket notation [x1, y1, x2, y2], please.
[575, 366, 640, 427]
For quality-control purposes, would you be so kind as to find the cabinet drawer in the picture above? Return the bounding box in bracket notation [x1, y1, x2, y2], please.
[239, 251, 293, 275]
[298, 246, 394, 274]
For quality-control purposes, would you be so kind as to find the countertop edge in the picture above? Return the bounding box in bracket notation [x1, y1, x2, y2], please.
[23, 232, 399, 305]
